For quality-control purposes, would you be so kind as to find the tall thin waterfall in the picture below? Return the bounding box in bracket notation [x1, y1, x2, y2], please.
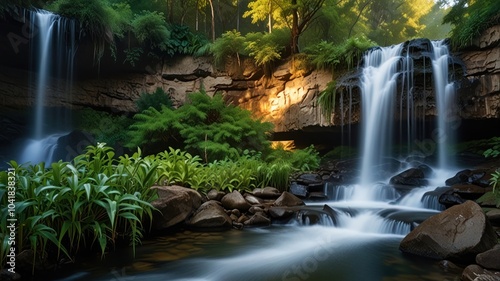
[20, 10, 77, 164]
[432, 40, 456, 169]
[359, 44, 405, 185]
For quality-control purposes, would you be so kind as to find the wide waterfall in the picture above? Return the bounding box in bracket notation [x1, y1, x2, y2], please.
[19, 10, 77, 165]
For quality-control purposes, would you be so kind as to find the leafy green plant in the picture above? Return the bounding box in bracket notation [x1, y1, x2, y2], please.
[305, 36, 376, 71]
[210, 30, 247, 66]
[46, 0, 115, 62]
[128, 89, 273, 161]
[443, 0, 500, 49]
[131, 11, 170, 50]
[478, 136, 500, 207]
[74, 108, 133, 146]
[0, 144, 158, 272]
[317, 81, 337, 123]
[135, 87, 173, 112]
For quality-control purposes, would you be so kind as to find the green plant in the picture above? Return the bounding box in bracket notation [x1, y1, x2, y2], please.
[317, 81, 337, 123]
[305, 36, 376, 71]
[443, 0, 500, 49]
[131, 11, 170, 50]
[46, 0, 115, 62]
[135, 87, 173, 112]
[74, 108, 133, 146]
[128, 89, 273, 161]
[210, 30, 246, 66]
[0, 144, 157, 272]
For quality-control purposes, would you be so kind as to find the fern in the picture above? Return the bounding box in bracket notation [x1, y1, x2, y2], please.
[317, 81, 337, 123]
[128, 89, 273, 161]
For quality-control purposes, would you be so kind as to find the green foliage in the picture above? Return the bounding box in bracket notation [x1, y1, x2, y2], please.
[483, 137, 500, 158]
[317, 81, 337, 123]
[244, 31, 285, 67]
[476, 136, 500, 207]
[46, 0, 114, 62]
[163, 24, 210, 57]
[131, 11, 170, 50]
[128, 89, 274, 162]
[305, 36, 376, 70]
[123, 47, 143, 66]
[135, 87, 173, 112]
[0, 144, 157, 271]
[210, 30, 247, 66]
[443, 0, 500, 49]
[74, 109, 133, 146]
[323, 146, 358, 160]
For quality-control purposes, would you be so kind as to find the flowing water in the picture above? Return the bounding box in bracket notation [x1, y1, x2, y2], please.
[45, 40, 460, 281]
[18, 10, 77, 165]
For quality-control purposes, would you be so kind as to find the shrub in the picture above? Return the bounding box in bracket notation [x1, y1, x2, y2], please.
[74, 108, 133, 146]
[135, 87, 173, 112]
[210, 30, 246, 66]
[131, 11, 170, 50]
[128, 89, 273, 161]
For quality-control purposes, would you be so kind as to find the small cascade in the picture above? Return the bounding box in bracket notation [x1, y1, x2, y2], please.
[398, 186, 442, 209]
[19, 10, 78, 164]
[336, 211, 411, 236]
[20, 133, 65, 165]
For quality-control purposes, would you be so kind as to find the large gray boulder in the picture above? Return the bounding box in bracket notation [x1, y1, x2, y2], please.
[221, 190, 251, 211]
[273, 192, 305, 207]
[477, 245, 500, 270]
[186, 200, 232, 230]
[399, 200, 497, 262]
[150, 185, 203, 229]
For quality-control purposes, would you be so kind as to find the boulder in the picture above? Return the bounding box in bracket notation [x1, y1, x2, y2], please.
[244, 194, 264, 205]
[207, 189, 225, 201]
[252, 187, 281, 199]
[186, 201, 232, 229]
[296, 173, 322, 185]
[452, 184, 491, 200]
[244, 213, 271, 227]
[389, 168, 428, 186]
[445, 169, 472, 186]
[289, 182, 309, 198]
[476, 245, 500, 270]
[268, 207, 295, 219]
[399, 201, 498, 262]
[221, 190, 251, 211]
[461, 264, 500, 281]
[273, 192, 305, 207]
[150, 185, 203, 229]
[438, 190, 466, 208]
[486, 209, 500, 226]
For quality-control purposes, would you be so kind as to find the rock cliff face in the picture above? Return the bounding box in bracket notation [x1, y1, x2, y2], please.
[458, 25, 500, 120]
[0, 25, 499, 140]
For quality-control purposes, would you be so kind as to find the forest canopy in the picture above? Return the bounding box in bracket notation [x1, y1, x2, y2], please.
[1, 0, 497, 63]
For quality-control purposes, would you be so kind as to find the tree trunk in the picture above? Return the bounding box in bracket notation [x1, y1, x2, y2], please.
[208, 0, 216, 41]
[268, 0, 272, 33]
[291, 0, 299, 54]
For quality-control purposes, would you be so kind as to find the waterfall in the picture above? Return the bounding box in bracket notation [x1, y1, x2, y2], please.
[20, 10, 77, 164]
[432, 40, 456, 169]
[359, 44, 406, 185]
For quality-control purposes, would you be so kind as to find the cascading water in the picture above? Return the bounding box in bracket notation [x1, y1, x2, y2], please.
[432, 40, 457, 169]
[359, 44, 405, 186]
[47, 39, 460, 281]
[19, 10, 77, 165]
